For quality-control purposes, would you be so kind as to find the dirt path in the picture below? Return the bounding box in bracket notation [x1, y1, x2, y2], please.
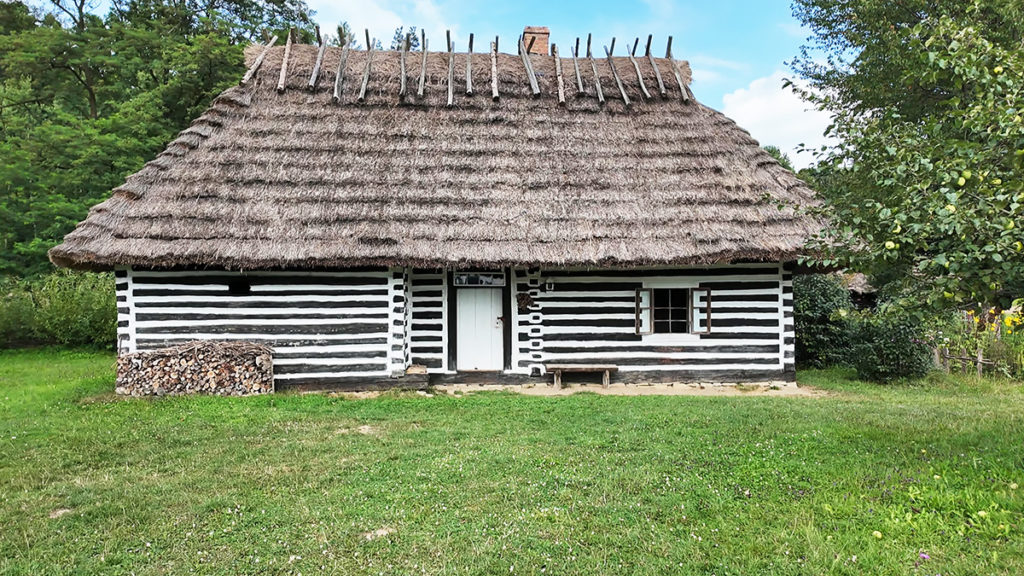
[332, 381, 829, 399]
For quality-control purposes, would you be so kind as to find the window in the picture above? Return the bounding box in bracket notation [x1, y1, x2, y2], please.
[636, 287, 711, 335]
[227, 278, 251, 295]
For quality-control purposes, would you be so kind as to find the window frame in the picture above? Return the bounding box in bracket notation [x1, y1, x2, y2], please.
[635, 284, 712, 337]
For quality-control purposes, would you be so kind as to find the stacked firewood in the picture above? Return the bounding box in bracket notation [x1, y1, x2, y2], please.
[116, 341, 274, 396]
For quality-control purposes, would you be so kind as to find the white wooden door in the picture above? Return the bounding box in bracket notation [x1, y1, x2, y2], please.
[456, 288, 504, 371]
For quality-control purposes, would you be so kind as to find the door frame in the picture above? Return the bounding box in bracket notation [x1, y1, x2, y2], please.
[447, 268, 512, 372]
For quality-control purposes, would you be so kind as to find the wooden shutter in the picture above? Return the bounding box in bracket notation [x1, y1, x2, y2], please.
[635, 288, 653, 334]
[691, 287, 711, 334]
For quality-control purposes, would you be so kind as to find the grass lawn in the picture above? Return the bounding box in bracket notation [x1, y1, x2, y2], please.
[1, 349, 1022, 575]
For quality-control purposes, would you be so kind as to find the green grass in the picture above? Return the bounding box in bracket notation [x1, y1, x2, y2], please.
[1, 349, 1022, 575]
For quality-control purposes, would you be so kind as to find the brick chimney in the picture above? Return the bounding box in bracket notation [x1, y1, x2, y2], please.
[523, 26, 550, 55]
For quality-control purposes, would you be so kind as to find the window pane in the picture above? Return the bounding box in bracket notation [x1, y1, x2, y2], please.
[669, 305, 684, 323]
[654, 307, 670, 321]
[670, 288, 688, 308]
[654, 289, 670, 307]
[671, 320, 688, 333]
[654, 320, 671, 334]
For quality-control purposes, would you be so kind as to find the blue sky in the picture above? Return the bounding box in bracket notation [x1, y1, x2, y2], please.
[309, 0, 833, 167]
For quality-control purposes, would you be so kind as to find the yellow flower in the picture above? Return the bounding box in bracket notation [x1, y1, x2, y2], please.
[978, 510, 988, 518]
[934, 475, 941, 480]
[872, 530, 883, 539]
[1011, 483, 1019, 490]
[885, 241, 896, 250]
[946, 204, 957, 213]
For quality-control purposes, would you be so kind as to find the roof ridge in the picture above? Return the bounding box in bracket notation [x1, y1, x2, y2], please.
[240, 29, 695, 110]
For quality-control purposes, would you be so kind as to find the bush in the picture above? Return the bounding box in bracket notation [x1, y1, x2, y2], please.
[0, 279, 40, 347]
[848, 311, 933, 383]
[0, 271, 116, 349]
[794, 274, 853, 368]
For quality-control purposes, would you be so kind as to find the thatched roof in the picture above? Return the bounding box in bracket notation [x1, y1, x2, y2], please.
[50, 36, 820, 271]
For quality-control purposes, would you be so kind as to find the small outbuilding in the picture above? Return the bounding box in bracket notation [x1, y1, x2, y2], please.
[50, 27, 820, 389]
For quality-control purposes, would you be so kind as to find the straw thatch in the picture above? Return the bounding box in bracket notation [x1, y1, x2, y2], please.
[50, 39, 820, 271]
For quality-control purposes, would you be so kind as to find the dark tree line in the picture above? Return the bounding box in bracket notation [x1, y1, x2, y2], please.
[0, 0, 317, 277]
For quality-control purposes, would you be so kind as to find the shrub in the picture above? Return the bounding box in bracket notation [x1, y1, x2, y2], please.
[0, 279, 40, 347]
[794, 274, 853, 368]
[848, 311, 933, 383]
[0, 271, 116, 349]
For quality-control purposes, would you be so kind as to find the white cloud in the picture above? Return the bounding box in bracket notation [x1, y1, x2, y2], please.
[721, 71, 833, 170]
[686, 55, 748, 89]
[307, 0, 456, 48]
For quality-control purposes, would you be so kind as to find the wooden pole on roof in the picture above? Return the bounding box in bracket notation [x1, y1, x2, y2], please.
[571, 38, 584, 95]
[665, 36, 690, 102]
[586, 34, 605, 105]
[646, 34, 667, 97]
[333, 41, 350, 103]
[627, 38, 651, 100]
[465, 33, 474, 96]
[276, 28, 294, 93]
[446, 30, 454, 107]
[490, 39, 499, 100]
[552, 44, 565, 106]
[604, 44, 630, 106]
[308, 26, 326, 90]
[399, 33, 410, 99]
[358, 29, 374, 103]
[518, 35, 540, 96]
[417, 29, 428, 98]
[241, 35, 277, 85]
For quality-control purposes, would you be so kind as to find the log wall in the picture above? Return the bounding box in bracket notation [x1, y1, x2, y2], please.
[119, 268, 396, 386]
[511, 264, 791, 380]
[116, 263, 794, 387]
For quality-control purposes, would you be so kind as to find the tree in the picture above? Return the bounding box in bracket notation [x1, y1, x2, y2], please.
[0, 0, 316, 278]
[791, 0, 1024, 119]
[389, 26, 419, 51]
[328, 22, 353, 47]
[762, 145, 795, 171]
[792, 4, 1024, 311]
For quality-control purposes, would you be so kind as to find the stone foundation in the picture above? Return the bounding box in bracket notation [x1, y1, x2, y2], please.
[116, 341, 273, 396]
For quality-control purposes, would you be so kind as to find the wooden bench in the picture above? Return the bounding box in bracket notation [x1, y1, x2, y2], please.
[546, 364, 619, 388]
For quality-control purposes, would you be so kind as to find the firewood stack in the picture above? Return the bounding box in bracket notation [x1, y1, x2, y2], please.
[116, 341, 274, 396]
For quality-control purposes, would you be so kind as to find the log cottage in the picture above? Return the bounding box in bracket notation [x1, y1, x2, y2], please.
[50, 27, 820, 389]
